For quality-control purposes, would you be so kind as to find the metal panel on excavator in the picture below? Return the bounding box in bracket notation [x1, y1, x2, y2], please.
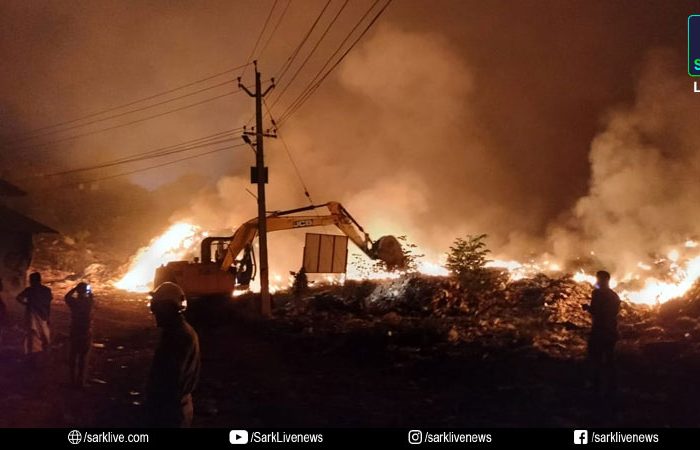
[303, 233, 348, 273]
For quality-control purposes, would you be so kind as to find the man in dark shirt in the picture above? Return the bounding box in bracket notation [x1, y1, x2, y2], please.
[65, 282, 94, 387]
[16, 272, 52, 362]
[146, 282, 201, 427]
[583, 270, 621, 394]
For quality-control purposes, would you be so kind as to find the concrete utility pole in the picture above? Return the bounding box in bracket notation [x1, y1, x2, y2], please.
[239, 61, 275, 317]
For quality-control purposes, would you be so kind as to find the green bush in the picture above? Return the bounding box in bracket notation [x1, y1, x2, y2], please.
[446, 234, 490, 278]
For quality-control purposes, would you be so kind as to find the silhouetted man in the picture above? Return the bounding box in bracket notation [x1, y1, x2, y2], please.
[291, 267, 308, 312]
[65, 282, 94, 387]
[16, 272, 52, 363]
[146, 282, 201, 427]
[583, 270, 620, 394]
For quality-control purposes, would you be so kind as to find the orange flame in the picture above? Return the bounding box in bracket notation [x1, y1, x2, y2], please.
[114, 222, 201, 292]
[116, 224, 700, 305]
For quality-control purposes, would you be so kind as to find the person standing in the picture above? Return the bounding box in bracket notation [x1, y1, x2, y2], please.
[291, 267, 308, 313]
[16, 272, 52, 364]
[64, 282, 94, 387]
[583, 270, 621, 394]
[145, 282, 201, 427]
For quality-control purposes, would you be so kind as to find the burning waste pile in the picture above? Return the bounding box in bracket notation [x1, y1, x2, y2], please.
[29, 234, 123, 293]
[281, 272, 609, 358]
[279, 270, 700, 359]
[275, 235, 700, 359]
[108, 221, 700, 360]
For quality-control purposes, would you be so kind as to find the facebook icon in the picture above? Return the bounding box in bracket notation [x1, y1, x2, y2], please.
[574, 430, 588, 445]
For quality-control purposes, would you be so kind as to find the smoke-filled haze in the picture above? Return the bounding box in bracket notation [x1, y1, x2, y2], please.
[2, 0, 699, 278]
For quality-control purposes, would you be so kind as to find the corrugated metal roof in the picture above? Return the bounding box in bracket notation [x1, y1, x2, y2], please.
[0, 205, 57, 233]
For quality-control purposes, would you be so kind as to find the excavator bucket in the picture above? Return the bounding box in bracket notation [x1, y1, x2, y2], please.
[374, 235, 407, 270]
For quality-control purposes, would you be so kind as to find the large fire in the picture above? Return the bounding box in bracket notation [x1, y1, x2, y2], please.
[114, 224, 700, 306]
[114, 222, 203, 292]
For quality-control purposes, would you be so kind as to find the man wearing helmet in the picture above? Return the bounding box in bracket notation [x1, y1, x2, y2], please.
[145, 282, 201, 427]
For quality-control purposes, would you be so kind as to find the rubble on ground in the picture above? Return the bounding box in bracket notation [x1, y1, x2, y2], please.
[275, 272, 689, 359]
[29, 234, 123, 293]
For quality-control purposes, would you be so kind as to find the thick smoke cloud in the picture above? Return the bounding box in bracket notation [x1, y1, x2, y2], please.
[548, 51, 700, 274]
[179, 28, 700, 281]
[1, 1, 697, 278]
[181, 25, 527, 269]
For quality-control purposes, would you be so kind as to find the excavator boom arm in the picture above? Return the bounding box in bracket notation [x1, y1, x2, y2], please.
[220, 201, 403, 271]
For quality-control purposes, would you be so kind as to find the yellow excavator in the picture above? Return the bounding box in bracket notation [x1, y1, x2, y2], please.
[153, 201, 406, 298]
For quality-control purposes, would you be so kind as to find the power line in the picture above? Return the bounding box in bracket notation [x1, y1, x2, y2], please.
[3, 62, 251, 142]
[57, 143, 248, 188]
[43, 132, 243, 177]
[257, 0, 292, 60]
[263, 98, 313, 204]
[241, 0, 279, 79]
[269, 0, 349, 110]
[242, 0, 329, 129]
[277, 0, 381, 120]
[9, 89, 244, 152]
[274, 0, 333, 84]
[9, 78, 239, 144]
[108, 127, 243, 163]
[279, 0, 393, 125]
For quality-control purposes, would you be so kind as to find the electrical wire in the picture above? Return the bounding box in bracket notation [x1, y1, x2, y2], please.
[276, 0, 381, 120]
[9, 89, 244, 151]
[268, 0, 349, 110]
[57, 142, 248, 188]
[8, 79, 239, 144]
[274, 0, 333, 84]
[241, 0, 279, 79]
[43, 133, 243, 177]
[279, 0, 392, 125]
[3, 62, 252, 142]
[107, 127, 243, 163]
[257, 0, 292, 60]
[263, 98, 313, 205]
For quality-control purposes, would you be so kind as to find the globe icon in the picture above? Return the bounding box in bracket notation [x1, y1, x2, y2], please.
[67, 430, 82, 445]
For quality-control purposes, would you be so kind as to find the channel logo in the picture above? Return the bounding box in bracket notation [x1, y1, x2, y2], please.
[574, 430, 588, 445]
[408, 429, 423, 445]
[229, 430, 249, 445]
[689, 15, 700, 76]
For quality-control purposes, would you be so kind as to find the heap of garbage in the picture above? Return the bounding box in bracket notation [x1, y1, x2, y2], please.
[29, 234, 123, 293]
[275, 272, 669, 359]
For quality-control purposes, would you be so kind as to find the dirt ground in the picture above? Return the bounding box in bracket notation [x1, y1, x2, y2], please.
[1, 287, 700, 428]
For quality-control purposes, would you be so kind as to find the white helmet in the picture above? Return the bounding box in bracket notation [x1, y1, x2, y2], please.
[149, 282, 187, 314]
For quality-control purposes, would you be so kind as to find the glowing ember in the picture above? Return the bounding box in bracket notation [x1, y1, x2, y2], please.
[417, 261, 449, 276]
[572, 270, 597, 286]
[667, 249, 680, 262]
[114, 222, 200, 292]
[486, 258, 560, 281]
[548, 262, 562, 271]
[486, 259, 523, 271]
